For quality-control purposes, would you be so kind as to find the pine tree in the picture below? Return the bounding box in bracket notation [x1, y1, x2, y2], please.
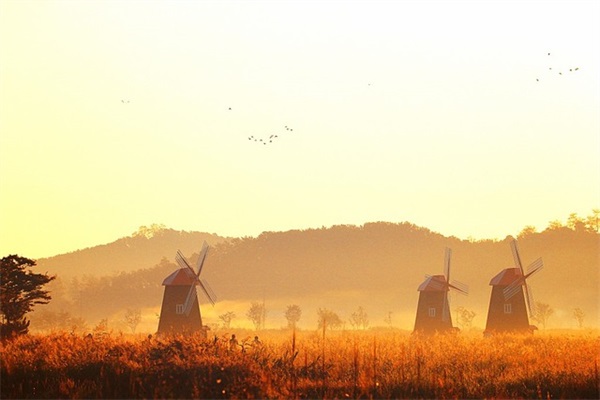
[0, 255, 55, 337]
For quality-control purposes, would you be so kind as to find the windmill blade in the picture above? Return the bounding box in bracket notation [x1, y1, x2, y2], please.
[175, 250, 193, 271]
[441, 292, 450, 322]
[444, 247, 452, 283]
[523, 282, 536, 317]
[449, 280, 469, 295]
[183, 284, 197, 316]
[525, 258, 543, 278]
[503, 278, 524, 300]
[195, 241, 210, 277]
[424, 275, 446, 291]
[198, 279, 216, 306]
[527, 286, 537, 317]
[510, 240, 525, 274]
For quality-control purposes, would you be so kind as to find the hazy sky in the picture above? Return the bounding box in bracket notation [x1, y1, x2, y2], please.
[1, 0, 599, 258]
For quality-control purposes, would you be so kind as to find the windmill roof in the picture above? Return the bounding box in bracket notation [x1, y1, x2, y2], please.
[489, 267, 522, 286]
[417, 275, 448, 291]
[162, 268, 198, 286]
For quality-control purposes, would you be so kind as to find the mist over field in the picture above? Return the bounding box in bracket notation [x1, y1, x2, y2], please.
[2, 1, 599, 398]
[30, 214, 599, 333]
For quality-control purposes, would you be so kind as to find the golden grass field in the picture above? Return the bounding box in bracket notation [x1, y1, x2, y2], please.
[1, 329, 598, 399]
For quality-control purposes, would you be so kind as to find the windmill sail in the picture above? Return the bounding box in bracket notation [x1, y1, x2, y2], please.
[175, 250, 192, 270]
[503, 240, 543, 316]
[510, 240, 524, 271]
[442, 294, 450, 321]
[200, 278, 217, 305]
[526, 258, 543, 277]
[525, 284, 536, 317]
[441, 247, 469, 321]
[176, 241, 217, 315]
[184, 285, 198, 315]
[195, 242, 210, 275]
[449, 279, 469, 295]
[503, 279, 523, 300]
[444, 247, 451, 283]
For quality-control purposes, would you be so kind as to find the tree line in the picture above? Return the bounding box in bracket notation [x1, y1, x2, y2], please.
[1, 209, 598, 337]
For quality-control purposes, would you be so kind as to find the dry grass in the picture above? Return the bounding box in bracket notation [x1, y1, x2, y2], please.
[1, 329, 598, 399]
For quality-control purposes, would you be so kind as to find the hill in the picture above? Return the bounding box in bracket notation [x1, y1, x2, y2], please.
[32, 221, 600, 330]
[36, 224, 230, 278]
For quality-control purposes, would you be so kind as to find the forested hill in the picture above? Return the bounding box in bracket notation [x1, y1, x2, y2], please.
[36, 221, 599, 329]
[202, 223, 598, 327]
[36, 225, 229, 278]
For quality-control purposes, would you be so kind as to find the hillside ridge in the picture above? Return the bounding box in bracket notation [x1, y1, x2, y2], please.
[32, 221, 599, 329]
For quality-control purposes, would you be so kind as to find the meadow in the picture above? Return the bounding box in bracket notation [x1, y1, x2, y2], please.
[1, 329, 598, 399]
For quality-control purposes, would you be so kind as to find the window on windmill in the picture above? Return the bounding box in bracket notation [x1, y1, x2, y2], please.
[504, 303, 512, 314]
[428, 307, 436, 317]
[176, 304, 184, 314]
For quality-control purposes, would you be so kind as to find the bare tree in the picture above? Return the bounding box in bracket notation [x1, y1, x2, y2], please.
[93, 318, 109, 337]
[219, 311, 236, 329]
[284, 304, 302, 330]
[384, 311, 393, 329]
[532, 302, 554, 329]
[573, 308, 585, 329]
[124, 308, 142, 333]
[454, 306, 476, 330]
[349, 306, 369, 330]
[247, 302, 267, 331]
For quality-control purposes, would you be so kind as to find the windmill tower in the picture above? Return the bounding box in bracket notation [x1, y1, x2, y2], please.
[413, 248, 468, 334]
[484, 239, 543, 335]
[157, 241, 216, 337]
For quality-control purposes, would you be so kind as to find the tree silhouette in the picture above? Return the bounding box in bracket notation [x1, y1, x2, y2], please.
[317, 308, 342, 331]
[349, 306, 369, 330]
[124, 308, 142, 333]
[0, 255, 55, 337]
[219, 311, 236, 329]
[454, 306, 476, 330]
[517, 226, 537, 238]
[572, 308, 585, 329]
[546, 219, 563, 230]
[584, 209, 599, 232]
[567, 213, 586, 231]
[284, 304, 302, 330]
[247, 302, 266, 330]
[532, 302, 554, 329]
[384, 311, 393, 328]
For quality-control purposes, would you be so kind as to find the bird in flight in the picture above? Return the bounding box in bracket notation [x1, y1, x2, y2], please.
[247, 125, 296, 146]
[536, 52, 581, 82]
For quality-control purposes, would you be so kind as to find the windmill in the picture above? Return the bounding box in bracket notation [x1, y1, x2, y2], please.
[484, 239, 543, 335]
[413, 248, 468, 334]
[157, 241, 217, 336]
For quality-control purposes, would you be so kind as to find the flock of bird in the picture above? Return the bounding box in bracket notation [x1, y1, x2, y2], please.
[119, 52, 581, 146]
[247, 125, 295, 146]
[536, 52, 580, 82]
[225, 105, 298, 146]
